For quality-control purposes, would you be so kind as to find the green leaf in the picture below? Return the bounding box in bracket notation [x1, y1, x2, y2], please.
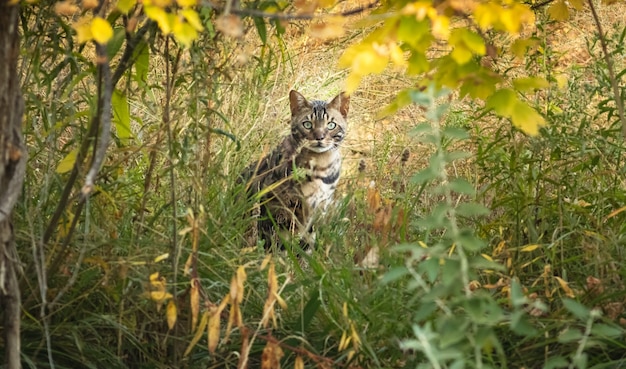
[407, 51, 430, 75]
[562, 298, 590, 320]
[442, 126, 469, 140]
[253, 16, 267, 44]
[557, 327, 583, 343]
[457, 230, 486, 251]
[106, 27, 126, 60]
[381, 266, 409, 284]
[448, 178, 476, 195]
[510, 278, 526, 307]
[112, 89, 132, 143]
[543, 356, 569, 369]
[398, 17, 430, 51]
[591, 323, 623, 338]
[456, 202, 491, 217]
[56, 149, 78, 174]
[486, 88, 517, 117]
[133, 41, 149, 84]
[510, 310, 538, 336]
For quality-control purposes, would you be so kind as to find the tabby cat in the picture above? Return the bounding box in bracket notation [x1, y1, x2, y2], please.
[241, 90, 350, 250]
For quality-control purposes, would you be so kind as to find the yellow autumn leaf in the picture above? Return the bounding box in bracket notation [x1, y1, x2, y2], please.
[510, 101, 546, 136]
[190, 280, 200, 331]
[430, 15, 450, 40]
[144, 0, 173, 7]
[294, 356, 304, 369]
[520, 244, 540, 252]
[180, 8, 204, 32]
[173, 19, 198, 48]
[177, 0, 197, 6]
[166, 300, 177, 330]
[547, 0, 570, 21]
[481, 253, 494, 261]
[56, 149, 78, 174]
[116, 0, 137, 14]
[91, 17, 114, 44]
[149, 271, 161, 283]
[184, 310, 209, 357]
[473, 3, 498, 30]
[149, 290, 173, 303]
[338, 329, 350, 351]
[207, 306, 221, 354]
[145, 6, 174, 35]
[568, 0, 584, 9]
[153, 253, 169, 263]
[554, 276, 576, 298]
[73, 17, 93, 44]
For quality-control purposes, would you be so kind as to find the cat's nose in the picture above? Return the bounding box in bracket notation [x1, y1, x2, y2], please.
[314, 132, 325, 140]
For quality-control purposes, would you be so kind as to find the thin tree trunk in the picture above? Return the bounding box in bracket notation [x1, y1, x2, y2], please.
[0, 1, 26, 368]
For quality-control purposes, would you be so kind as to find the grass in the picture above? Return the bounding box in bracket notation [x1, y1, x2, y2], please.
[5, 1, 626, 368]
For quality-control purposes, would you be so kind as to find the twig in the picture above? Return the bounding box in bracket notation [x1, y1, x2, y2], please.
[530, 0, 556, 10]
[587, 0, 626, 138]
[82, 42, 112, 196]
[202, 0, 380, 20]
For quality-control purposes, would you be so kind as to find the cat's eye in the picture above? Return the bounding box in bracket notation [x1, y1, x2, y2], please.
[327, 122, 337, 130]
[302, 121, 313, 129]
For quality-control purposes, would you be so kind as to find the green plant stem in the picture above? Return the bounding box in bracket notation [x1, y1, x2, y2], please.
[587, 0, 626, 138]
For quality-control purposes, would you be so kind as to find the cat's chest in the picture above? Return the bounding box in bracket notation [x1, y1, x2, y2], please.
[297, 151, 341, 211]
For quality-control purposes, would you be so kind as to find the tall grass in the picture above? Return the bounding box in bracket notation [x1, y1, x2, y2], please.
[5, 3, 626, 369]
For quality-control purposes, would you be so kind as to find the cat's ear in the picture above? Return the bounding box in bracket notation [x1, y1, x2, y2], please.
[329, 92, 350, 119]
[289, 90, 310, 116]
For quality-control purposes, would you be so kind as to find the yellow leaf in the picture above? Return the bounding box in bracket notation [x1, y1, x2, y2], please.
[116, 0, 137, 14]
[149, 290, 173, 303]
[481, 253, 493, 261]
[207, 306, 221, 354]
[56, 149, 78, 174]
[554, 276, 576, 298]
[166, 300, 177, 330]
[451, 44, 473, 64]
[510, 101, 546, 136]
[294, 356, 304, 369]
[91, 17, 114, 44]
[173, 19, 198, 48]
[149, 272, 161, 283]
[338, 329, 350, 351]
[145, 6, 174, 35]
[513, 76, 549, 92]
[261, 342, 284, 369]
[520, 244, 540, 252]
[555, 74, 568, 90]
[318, 0, 335, 7]
[547, 0, 570, 21]
[184, 310, 209, 357]
[180, 8, 204, 32]
[500, 9, 522, 34]
[569, 0, 584, 9]
[153, 253, 169, 263]
[190, 280, 200, 331]
[177, 0, 197, 6]
[605, 205, 626, 220]
[486, 88, 517, 117]
[73, 18, 93, 44]
[430, 15, 450, 40]
[473, 3, 498, 30]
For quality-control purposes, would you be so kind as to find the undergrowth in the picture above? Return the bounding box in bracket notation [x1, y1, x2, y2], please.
[3, 3, 626, 369]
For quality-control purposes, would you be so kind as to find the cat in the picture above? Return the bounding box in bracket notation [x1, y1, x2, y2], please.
[241, 89, 350, 250]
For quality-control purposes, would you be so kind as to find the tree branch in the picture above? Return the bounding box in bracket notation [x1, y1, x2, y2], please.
[202, 0, 380, 20]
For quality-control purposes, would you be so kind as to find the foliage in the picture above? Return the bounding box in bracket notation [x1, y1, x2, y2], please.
[2, 0, 626, 368]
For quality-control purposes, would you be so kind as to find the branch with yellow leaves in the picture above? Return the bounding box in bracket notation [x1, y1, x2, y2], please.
[202, 0, 380, 20]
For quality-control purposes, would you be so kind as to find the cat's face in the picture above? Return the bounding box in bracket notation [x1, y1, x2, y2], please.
[289, 90, 350, 153]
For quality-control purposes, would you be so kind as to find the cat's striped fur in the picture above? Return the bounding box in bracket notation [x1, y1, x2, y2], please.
[241, 90, 350, 249]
